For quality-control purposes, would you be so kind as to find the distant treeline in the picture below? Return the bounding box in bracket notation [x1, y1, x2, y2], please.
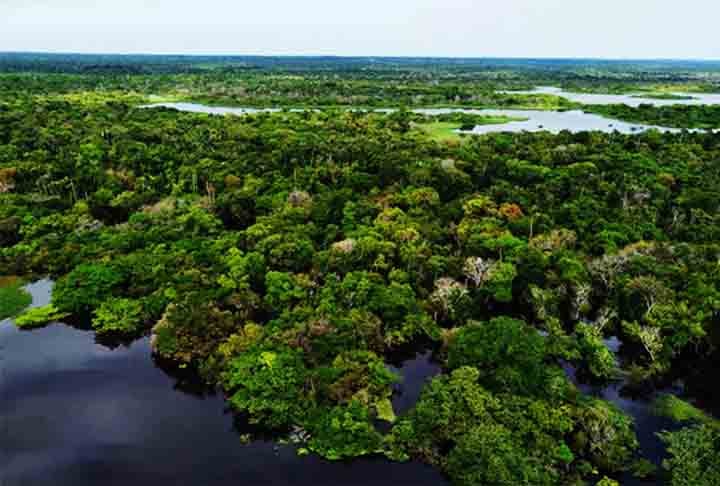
[2, 52, 720, 79]
[587, 104, 720, 129]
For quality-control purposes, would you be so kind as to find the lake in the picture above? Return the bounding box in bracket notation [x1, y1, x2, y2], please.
[414, 108, 689, 135]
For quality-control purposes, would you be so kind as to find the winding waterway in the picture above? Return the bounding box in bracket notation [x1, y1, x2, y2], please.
[145, 103, 705, 135]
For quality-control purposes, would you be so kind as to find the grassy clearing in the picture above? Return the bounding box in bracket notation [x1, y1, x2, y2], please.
[417, 116, 526, 142]
[418, 122, 466, 142]
[0, 276, 32, 320]
[652, 395, 719, 427]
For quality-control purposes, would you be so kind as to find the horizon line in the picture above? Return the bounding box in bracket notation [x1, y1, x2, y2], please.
[2, 50, 720, 63]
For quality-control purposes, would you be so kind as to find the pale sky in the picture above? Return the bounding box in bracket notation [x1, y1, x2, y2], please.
[1, 0, 718, 59]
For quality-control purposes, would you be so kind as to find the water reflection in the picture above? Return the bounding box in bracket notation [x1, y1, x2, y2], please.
[0, 282, 447, 486]
[388, 350, 441, 416]
[562, 336, 689, 486]
[421, 108, 690, 135]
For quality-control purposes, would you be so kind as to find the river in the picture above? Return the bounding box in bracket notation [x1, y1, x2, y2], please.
[144, 103, 708, 135]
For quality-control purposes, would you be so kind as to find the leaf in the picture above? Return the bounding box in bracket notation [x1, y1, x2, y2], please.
[375, 398, 396, 423]
[259, 351, 278, 369]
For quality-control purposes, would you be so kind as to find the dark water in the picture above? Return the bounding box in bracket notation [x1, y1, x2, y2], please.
[389, 350, 442, 415]
[565, 366, 680, 485]
[3, 281, 711, 486]
[0, 281, 447, 486]
[563, 335, 693, 486]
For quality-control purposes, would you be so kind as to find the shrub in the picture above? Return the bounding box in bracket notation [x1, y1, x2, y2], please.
[92, 297, 144, 335]
[14, 304, 68, 328]
[53, 263, 124, 313]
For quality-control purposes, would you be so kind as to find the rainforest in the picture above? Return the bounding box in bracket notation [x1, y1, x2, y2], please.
[1, 54, 720, 486]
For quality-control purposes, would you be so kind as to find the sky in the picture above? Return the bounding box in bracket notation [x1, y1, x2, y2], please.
[1, 0, 719, 59]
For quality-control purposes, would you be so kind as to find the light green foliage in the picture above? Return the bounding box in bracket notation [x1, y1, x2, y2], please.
[644, 302, 706, 355]
[14, 304, 68, 328]
[557, 255, 589, 284]
[321, 351, 399, 414]
[375, 398, 396, 423]
[482, 261, 517, 302]
[92, 297, 144, 335]
[308, 401, 385, 460]
[446, 423, 554, 486]
[652, 395, 719, 426]
[505, 158, 552, 183]
[222, 347, 309, 428]
[264, 271, 308, 310]
[218, 248, 266, 291]
[0, 276, 31, 319]
[575, 322, 618, 379]
[596, 478, 620, 486]
[176, 204, 222, 235]
[385, 312, 441, 346]
[201, 322, 265, 379]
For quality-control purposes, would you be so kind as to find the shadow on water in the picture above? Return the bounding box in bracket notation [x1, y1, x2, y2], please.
[7, 281, 714, 485]
[563, 335, 717, 486]
[0, 281, 448, 486]
[387, 347, 442, 417]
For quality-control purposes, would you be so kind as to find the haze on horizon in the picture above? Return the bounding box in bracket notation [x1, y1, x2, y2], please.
[2, 0, 719, 60]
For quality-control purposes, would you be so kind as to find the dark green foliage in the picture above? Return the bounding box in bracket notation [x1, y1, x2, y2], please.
[392, 367, 584, 485]
[447, 317, 555, 396]
[659, 425, 720, 486]
[152, 293, 237, 364]
[570, 398, 639, 471]
[52, 263, 124, 313]
[588, 104, 720, 129]
[2, 69, 719, 484]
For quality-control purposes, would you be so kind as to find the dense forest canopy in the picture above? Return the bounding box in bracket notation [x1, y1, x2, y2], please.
[1, 55, 719, 486]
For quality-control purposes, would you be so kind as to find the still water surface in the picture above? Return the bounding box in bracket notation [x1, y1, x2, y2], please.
[3, 281, 712, 485]
[0, 281, 447, 486]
